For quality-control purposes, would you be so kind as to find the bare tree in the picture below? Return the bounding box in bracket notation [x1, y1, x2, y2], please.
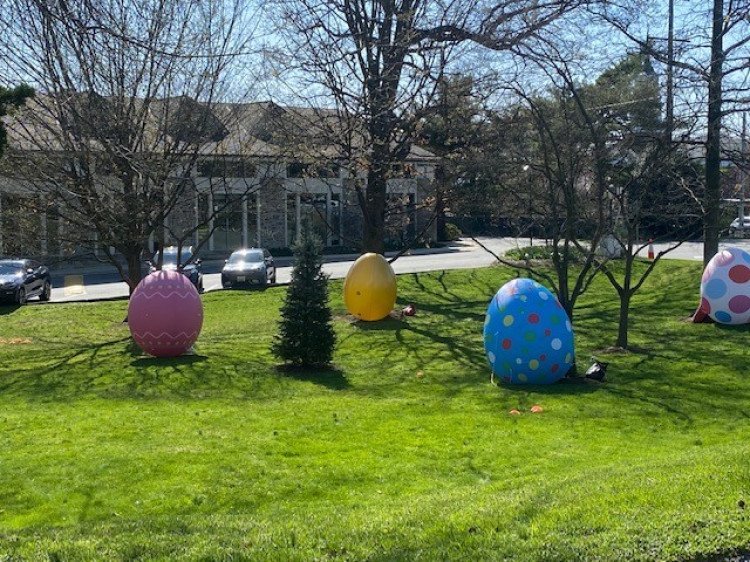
[596, 150, 703, 349]
[269, 0, 587, 253]
[0, 0, 251, 291]
[593, 0, 750, 265]
[463, 38, 615, 321]
[460, 42, 703, 343]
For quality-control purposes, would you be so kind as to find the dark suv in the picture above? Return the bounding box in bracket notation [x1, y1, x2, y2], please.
[0, 259, 52, 304]
[149, 246, 204, 292]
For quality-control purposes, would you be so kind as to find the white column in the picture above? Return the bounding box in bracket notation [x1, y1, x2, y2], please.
[326, 189, 332, 246]
[93, 231, 99, 257]
[0, 194, 4, 255]
[256, 192, 262, 247]
[413, 181, 419, 234]
[207, 191, 215, 251]
[295, 193, 301, 241]
[40, 200, 48, 256]
[339, 188, 344, 244]
[283, 192, 289, 246]
[148, 231, 154, 253]
[242, 195, 248, 247]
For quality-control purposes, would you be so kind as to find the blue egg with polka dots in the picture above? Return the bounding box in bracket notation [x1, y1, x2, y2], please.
[483, 278, 575, 384]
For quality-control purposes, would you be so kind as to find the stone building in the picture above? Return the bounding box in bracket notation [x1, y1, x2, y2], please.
[0, 99, 438, 258]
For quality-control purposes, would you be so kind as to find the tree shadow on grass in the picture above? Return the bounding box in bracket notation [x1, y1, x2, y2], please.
[130, 354, 209, 368]
[495, 377, 602, 397]
[275, 364, 350, 390]
[396, 298, 487, 323]
[714, 322, 750, 333]
[0, 334, 290, 402]
[0, 336, 132, 400]
[351, 316, 409, 331]
[0, 304, 21, 316]
[404, 271, 501, 306]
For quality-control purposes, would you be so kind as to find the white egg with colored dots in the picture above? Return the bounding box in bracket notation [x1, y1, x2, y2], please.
[483, 278, 575, 384]
[699, 247, 750, 325]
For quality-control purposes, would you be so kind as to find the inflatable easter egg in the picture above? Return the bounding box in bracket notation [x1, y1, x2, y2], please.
[344, 253, 397, 321]
[483, 278, 574, 384]
[128, 270, 203, 357]
[699, 247, 750, 325]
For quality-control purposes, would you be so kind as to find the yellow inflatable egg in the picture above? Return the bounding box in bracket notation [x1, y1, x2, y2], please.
[344, 253, 397, 321]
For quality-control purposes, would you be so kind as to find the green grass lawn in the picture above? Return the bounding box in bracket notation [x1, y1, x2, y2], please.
[1, 261, 749, 561]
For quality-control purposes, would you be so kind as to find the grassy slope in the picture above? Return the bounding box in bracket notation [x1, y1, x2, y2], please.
[0, 261, 749, 561]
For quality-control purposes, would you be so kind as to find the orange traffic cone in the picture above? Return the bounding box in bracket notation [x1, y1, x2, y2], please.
[647, 239, 654, 260]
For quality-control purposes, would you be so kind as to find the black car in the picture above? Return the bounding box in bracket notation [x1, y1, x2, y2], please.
[0, 259, 52, 304]
[149, 246, 204, 292]
[221, 248, 276, 288]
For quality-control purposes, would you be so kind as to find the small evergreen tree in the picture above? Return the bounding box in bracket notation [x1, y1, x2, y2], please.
[272, 221, 336, 367]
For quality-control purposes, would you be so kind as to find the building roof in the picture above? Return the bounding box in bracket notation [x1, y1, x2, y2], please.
[3, 95, 437, 162]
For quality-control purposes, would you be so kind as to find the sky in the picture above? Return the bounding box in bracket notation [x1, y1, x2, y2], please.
[1, 0, 747, 137]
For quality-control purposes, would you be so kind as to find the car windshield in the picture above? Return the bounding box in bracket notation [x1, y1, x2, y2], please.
[0, 262, 23, 275]
[160, 250, 192, 266]
[229, 251, 263, 264]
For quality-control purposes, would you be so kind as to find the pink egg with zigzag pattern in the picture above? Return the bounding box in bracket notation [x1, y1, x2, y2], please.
[128, 270, 203, 357]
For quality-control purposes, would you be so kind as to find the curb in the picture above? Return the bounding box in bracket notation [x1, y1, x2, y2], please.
[47, 242, 472, 277]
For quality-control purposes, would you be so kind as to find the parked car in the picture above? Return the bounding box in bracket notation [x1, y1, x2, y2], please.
[729, 216, 750, 235]
[149, 246, 203, 292]
[0, 259, 52, 304]
[221, 248, 276, 288]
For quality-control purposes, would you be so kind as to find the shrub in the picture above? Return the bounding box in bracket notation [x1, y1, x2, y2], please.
[272, 221, 336, 367]
[505, 245, 585, 262]
[444, 222, 463, 241]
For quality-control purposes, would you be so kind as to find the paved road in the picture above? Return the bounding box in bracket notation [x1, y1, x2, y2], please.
[47, 238, 515, 303]
[42, 236, 750, 303]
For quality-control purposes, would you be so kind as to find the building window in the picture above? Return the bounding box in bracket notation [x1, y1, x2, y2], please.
[287, 161, 340, 179]
[197, 159, 256, 178]
[286, 192, 330, 246]
[287, 162, 306, 178]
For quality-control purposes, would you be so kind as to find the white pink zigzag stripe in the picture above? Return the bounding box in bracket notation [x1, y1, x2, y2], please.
[131, 290, 197, 301]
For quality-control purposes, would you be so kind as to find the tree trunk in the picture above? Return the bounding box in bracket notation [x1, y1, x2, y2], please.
[126, 250, 143, 295]
[704, 0, 724, 265]
[555, 249, 573, 321]
[362, 165, 387, 253]
[616, 292, 631, 349]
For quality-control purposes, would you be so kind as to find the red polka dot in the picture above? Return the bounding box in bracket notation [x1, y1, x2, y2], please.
[729, 295, 750, 313]
[700, 298, 711, 314]
[502, 339, 512, 350]
[539, 354, 547, 361]
[528, 313, 540, 324]
[544, 329, 551, 336]
[551, 364, 559, 373]
[729, 265, 750, 283]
